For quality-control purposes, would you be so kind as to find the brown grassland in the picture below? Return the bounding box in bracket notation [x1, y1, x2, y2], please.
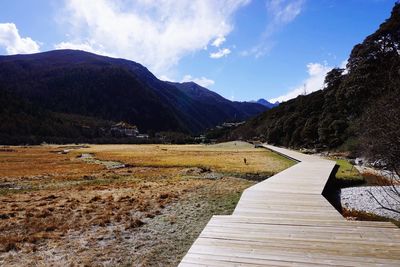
[0, 141, 293, 266]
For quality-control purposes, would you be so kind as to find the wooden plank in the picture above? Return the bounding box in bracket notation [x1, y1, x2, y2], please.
[200, 228, 400, 246]
[189, 240, 400, 265]
[232, 210, 344, 220]
[211, 215, 398, 228]
[183, 253, 332, 267]
[234, 203, 338, 212]
[207, 221, 400, 238]
[192, 238, 400, 261]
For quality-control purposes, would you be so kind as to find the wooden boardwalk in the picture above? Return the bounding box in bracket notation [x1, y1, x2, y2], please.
[179, 145, 400, 266]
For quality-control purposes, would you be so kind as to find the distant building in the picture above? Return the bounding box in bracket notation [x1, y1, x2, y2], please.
[111, 122, 139, 137]
[195, 135, 206, 142]
[221, 121, 245, 128]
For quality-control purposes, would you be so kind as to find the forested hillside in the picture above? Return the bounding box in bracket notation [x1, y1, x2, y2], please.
[230, 3, 400, 151]
[0, 89, 117, 144]
[0, 50, 267, 144]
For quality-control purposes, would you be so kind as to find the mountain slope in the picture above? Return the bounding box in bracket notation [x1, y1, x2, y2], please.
[230, 3, 400, 150]
[171, 82, 268, 122]
[0, 88, 116, 144]
[0, 50, 186, 132]
[252, 99, 279, 109]
[0, 50, 267, 141]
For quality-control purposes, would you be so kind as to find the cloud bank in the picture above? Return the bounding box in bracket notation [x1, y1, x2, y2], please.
[56, 0, 249, 75]
[269, 62, 332, 103]
[0, 23, 40, 54]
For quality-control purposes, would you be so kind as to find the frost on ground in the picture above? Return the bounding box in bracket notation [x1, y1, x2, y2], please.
[341, 186, 400, 220]
[0, 185, 247, 266]
[2, 144, 286, 266]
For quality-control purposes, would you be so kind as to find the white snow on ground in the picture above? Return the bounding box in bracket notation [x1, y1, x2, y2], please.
[341, 186, 400, 220]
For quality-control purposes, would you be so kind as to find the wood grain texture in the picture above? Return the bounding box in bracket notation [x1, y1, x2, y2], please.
[179, 145, 400, 266]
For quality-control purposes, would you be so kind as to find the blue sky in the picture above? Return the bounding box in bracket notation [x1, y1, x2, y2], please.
[0, 0, 397, 102]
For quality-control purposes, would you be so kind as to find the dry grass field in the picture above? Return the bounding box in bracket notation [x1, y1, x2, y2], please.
[77, 141, 290, 176]
[0, 142, 294, 266]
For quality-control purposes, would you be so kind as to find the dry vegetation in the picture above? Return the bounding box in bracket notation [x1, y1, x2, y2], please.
[77, 141, 291, 176]
[0, 142, 293, 266]
[342, 208, 400, 227]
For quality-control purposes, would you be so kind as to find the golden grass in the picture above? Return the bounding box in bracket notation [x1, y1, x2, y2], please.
[0, 146, 102, 183]
[77, 141, 294, 175]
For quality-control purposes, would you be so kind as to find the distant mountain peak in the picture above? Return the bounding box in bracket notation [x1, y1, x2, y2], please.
[251, 98, 279, 109]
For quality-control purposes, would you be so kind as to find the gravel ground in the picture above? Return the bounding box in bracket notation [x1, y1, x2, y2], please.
[341, 186, 400, 220]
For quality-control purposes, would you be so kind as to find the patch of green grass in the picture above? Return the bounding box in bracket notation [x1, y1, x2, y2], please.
[50, 174, 142, 189]
[0, 187, 37, 196]
[208, 191, 243, 215]
[0, 174, 142, 196]
[335, 159, 363, 182]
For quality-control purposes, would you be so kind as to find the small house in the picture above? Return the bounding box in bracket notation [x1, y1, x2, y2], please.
[111, 122, 139, 137]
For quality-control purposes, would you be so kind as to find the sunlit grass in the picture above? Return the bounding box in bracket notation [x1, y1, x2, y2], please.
[334, 159, 363, 181]
[78, 141, 295, 176]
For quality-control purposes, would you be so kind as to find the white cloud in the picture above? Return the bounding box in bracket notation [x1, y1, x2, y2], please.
[210, 48, 231, 59]
[181, 74, 215, 88]
[340, 59, 349, 74]
[56, 0, 249, 76]
[240, 42, 274, 58]
[0, 23, 40, 54]
[160, 74, 215, 88]
[267, 0, 304, 25]
[212, 36, 226, 47]
[269, 62, 332, 103]
[54, 41, 111, 56]
[242, 0, 304, 58]
[159, 74, 175, 82]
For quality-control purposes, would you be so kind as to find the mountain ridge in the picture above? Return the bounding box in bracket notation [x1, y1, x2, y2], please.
[0, 49, 268, 144]
[251, 99, 279, 109]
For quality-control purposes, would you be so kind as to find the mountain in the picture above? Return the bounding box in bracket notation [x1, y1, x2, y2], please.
[0, 49, 267, 143]
[0, 88, 115, 144]
[170, 82, 268, 121]
[229, 3, 400, 151]
[252, 99, 279, 109]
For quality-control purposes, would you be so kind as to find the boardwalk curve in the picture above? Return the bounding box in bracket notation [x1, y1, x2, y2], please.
[179, 145, 400, 266]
